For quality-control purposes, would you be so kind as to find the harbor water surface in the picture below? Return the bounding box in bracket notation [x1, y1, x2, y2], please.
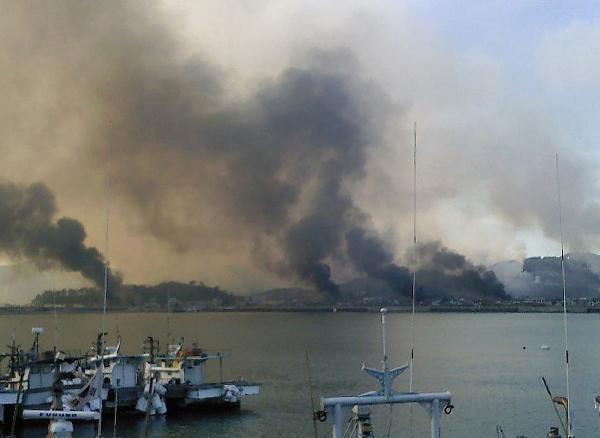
[3, 311, 599, 437]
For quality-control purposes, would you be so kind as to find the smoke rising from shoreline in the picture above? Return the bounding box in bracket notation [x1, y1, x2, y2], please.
[0, 1, 393, 294]
[2, 1, 586, 298]
[347, 229, 507, 299]
[0, 182, 120, 290]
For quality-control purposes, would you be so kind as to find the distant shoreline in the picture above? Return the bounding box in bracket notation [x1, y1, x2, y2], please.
[1, 304, 598, 314]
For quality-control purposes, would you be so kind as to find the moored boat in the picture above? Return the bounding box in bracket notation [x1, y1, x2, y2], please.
[150, 340, 261, 411]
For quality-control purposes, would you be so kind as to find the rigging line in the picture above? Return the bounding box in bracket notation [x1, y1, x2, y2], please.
[555, 153, 572, 437]
[343, 417, 357, 438]
[408, 122, 417, 438]
[385, 403, 393, 438]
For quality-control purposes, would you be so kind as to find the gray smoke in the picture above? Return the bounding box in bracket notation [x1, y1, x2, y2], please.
[0, 1, 514, 298]
[70, 3, 390, 294]
[346, 227, 412, 295]
[0, 1, 389, 294]
[346, 230, 506, 299]
[413, 242, 507, 299]
[0, 182, 120, 289]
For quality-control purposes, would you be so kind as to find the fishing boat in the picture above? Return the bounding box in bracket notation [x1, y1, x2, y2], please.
[22, 365, 102, 438]
[84, 333, 148, 413]
[149, 340, 261, 411]
[0, 328, 87, 425]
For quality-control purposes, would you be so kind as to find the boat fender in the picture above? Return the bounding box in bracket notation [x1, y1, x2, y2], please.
[223, 384, 242, 402]
[154, 383, 167, 396]
[444, 403, 454, 415]
[48, 419, 74, 433]
[151, 393, 167, 415]
[135, 396, 148, 413]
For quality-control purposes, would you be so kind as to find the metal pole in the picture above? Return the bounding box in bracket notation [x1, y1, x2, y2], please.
[381, 309, 387, 371]
[305, 350, 318, 438]
[97, 362, 104, 437]
[143, 375, 155, 438]
[430, 399, 441, 438]
[555, 153, 573, 437]
[112, 386, 118, 437]
[99, 128, 112, 438]
[332, 404, 343, 438]
[219, 355, 224, 384]
[408, 121, 418, 438]
[9, 368, 25, 438]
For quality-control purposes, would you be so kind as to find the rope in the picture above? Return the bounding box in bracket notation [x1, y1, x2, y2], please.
[343, 417, 356, 438]
[386, 404, 393, 438]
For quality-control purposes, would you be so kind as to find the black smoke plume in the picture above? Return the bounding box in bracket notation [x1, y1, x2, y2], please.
[93, 31, 387, 294]
[0, 182, 120, 290]
[346, 227, 413, 295]
[0, 2, 509, 299]
[414, 242, 507, 299]
[346, 230, 506, 300]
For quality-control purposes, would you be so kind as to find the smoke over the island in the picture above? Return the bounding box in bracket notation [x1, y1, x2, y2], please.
[0, 0, 507, 299]
[347, 229, 506, 299]
[414, 242, 507, 299]
[493, 254, 600, 299]
[2, 1, 600, 301]
[0, 182, 120, 290]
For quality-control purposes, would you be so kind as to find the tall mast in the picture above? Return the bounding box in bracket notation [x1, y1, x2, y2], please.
[98, 141, 111, 437]
[53, 290, 59, 351]
[555, 153, 572, 437]
[101, 147, 111, 343]
[408, 122, 418, 438]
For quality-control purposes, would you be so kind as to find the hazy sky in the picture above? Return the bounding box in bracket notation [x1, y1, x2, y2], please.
[2, 1, 600, 301]
[159, 0, 600, 256]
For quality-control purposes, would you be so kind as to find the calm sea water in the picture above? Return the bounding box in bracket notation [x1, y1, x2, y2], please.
[3, 311, 600, 437]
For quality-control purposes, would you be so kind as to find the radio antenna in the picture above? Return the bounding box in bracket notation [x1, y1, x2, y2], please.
[408, 122, 418, 438]
[555, 153, 572, 437]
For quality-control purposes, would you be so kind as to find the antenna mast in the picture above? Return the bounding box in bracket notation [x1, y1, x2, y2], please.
[97, 141, 111, 437]
[101, 150, 111, 343]
[555, 153, 572, 437]
[53, 290, 59, 350]
[408, 122, 418, 438]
